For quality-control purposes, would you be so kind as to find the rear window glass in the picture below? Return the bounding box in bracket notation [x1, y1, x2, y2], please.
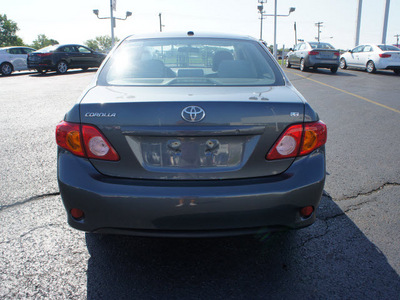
[36, 45, 59, 53]
[98, 38, 284, 86]
[309, 42, 335, 50]
[378, 45, 400, 51]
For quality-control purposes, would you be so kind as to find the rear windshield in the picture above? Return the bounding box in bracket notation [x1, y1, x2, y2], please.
[378, 45, 400, 51]
[309, 42, 335, 50]
[97, 38, 284, 86]
[36, 45, 59, 53]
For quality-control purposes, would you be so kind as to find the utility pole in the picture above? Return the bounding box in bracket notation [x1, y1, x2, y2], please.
[294, 22, 297, 46]
[395, 34, 400, 46]
[355, 0, 362, 46]
[159, 13, 164, 32]
[382, 0, 390, 44]
[257, 0, 267, 41]
[315, 22, 323, 42]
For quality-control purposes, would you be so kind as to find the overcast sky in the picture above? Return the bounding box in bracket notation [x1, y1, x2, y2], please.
[3, 0, 400, 49]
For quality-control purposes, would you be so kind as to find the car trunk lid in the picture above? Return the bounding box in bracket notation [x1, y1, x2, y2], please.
[79, 85, 305, 180]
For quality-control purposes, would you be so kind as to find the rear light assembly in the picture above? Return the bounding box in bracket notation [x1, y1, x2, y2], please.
[266, 121, 327, 160]
[37, 53, 52, 57]
[56, 121, 119, 161]
[379, 53, 391, 58]
[334, 52, 340, 57]
[308, 51, 319, 56]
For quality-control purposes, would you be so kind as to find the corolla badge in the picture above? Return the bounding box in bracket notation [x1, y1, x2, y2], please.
[181, 106, 206, 123]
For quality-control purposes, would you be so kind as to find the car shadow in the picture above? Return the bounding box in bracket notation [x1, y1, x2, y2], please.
[0, 71, 37, 77]
[287, 67, 357, 77]
[28, 69, 97, 77]
[85, 194, 400, 299]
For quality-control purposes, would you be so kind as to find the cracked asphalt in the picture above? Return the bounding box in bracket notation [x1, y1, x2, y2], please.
[1, 67, 399, 299]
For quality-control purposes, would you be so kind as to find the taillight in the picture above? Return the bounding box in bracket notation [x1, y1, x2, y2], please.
[379, 53, 391, 58]
[308, 51, 319, 56]
[266, 121, 327, 160]
[56, 121, 119, 161]
[334, 52, 340, 56]
[37, 53, 52, 57]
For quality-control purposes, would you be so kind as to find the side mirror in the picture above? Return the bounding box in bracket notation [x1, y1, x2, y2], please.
[348, 49, 352, 53]
[289, 48, 293, 51]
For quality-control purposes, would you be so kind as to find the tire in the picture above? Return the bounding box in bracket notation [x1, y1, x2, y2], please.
[81, 67, 88, 71]
[56, 61, 68, 74]
[330, 67, 338, 73]
[285, 59, 291, 68]
[37, 69, 47, 74]
[393, 69, 400, 75]
[300, 59, 308, 72]
[340, 58, 347, 69]
[366, 60, 376, 73]
[1, 62, 13, 76]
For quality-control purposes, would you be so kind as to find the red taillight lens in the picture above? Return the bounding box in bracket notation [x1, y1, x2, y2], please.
[334, 52, 340, 56]
[266, 121, 327, 160]
[266, 124, 303, 160]
[81, 125, 119, 161]
[308, 51, 319, 56]
[56, 121, 119, 161]
[37, 53, 52, 57]
[379, 53, 391, 58]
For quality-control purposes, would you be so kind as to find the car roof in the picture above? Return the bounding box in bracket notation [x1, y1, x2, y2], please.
[124, 32, 259, 42]
[0, 46, 35, 50]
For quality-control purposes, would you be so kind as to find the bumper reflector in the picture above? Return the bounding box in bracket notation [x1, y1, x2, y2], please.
[300, 206, 314, 218]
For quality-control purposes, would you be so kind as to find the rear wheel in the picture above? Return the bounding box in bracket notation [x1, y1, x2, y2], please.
[1, 62, 13, 75]
[37, 69, 47, 74]
[330, 67, 338, 73]
[393, 69, 400, 75]
[300, 59, 308, 72]
[340, 58, 347, 69]
[366, 60, 376, 73]
[56, 61, 68, 74]
[285, 59, 291, 68]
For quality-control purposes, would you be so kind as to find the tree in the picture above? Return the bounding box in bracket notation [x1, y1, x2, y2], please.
[85, 36, 119, 53]
[31, 34, 58, 49]
[0, 14, 24, 47]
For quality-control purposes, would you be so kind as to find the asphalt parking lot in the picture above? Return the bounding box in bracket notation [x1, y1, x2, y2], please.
[0, 67, 399, 299]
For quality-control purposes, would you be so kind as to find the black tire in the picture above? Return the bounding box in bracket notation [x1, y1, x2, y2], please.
[56, 61, 68, 74]
[340, 58, 347, 69]
[285, 59, 291, 68]
[37, 69, 47, 74]
[330, 67, 338, 74]
[81, 67, 88, 71]
[366, 60, 376, 73]
[300, 59, 308, 72]
[0, 62, 13, 75]
[393, 69, 400, 75]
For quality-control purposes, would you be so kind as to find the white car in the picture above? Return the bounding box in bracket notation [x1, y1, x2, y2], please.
[340, 44, 400, 74]
[0, 46, 36, 75]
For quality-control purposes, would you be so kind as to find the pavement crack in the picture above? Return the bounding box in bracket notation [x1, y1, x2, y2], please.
[336, 182, 400, 202]
[0, 192, 60, 212]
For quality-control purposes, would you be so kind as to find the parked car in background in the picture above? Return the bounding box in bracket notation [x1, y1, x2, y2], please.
[27, 44, 106, 74]
[340, 44, 400, 74]
[0, 46, 36, 75]
[56, 32, 327, 237]
[286, 42, 340, 73]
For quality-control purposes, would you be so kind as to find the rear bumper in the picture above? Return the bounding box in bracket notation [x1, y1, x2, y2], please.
[307, 57, 339, 69]
[58, 147, 326, 237]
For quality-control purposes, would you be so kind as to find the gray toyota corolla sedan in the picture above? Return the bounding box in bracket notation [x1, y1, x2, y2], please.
[56, 32, 327, 237]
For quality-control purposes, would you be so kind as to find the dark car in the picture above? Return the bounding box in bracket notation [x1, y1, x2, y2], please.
[56, 32, 327, 237]
[286, 41, 340, 73]
[27, 44, 106, 74]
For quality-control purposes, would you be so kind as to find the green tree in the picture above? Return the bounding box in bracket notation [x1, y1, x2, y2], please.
[0, 14, 24, 47]
[85, 36, 119, 53]
[31, 34, 58, 49]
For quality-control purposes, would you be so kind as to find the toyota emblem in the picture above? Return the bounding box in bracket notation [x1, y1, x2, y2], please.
[181, 106, 206, 123]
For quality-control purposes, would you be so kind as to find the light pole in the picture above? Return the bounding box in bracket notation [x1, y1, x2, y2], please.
[262, 2, 295, 59]
[395, 34, 400, 46]
[93, 0, 132, 48]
